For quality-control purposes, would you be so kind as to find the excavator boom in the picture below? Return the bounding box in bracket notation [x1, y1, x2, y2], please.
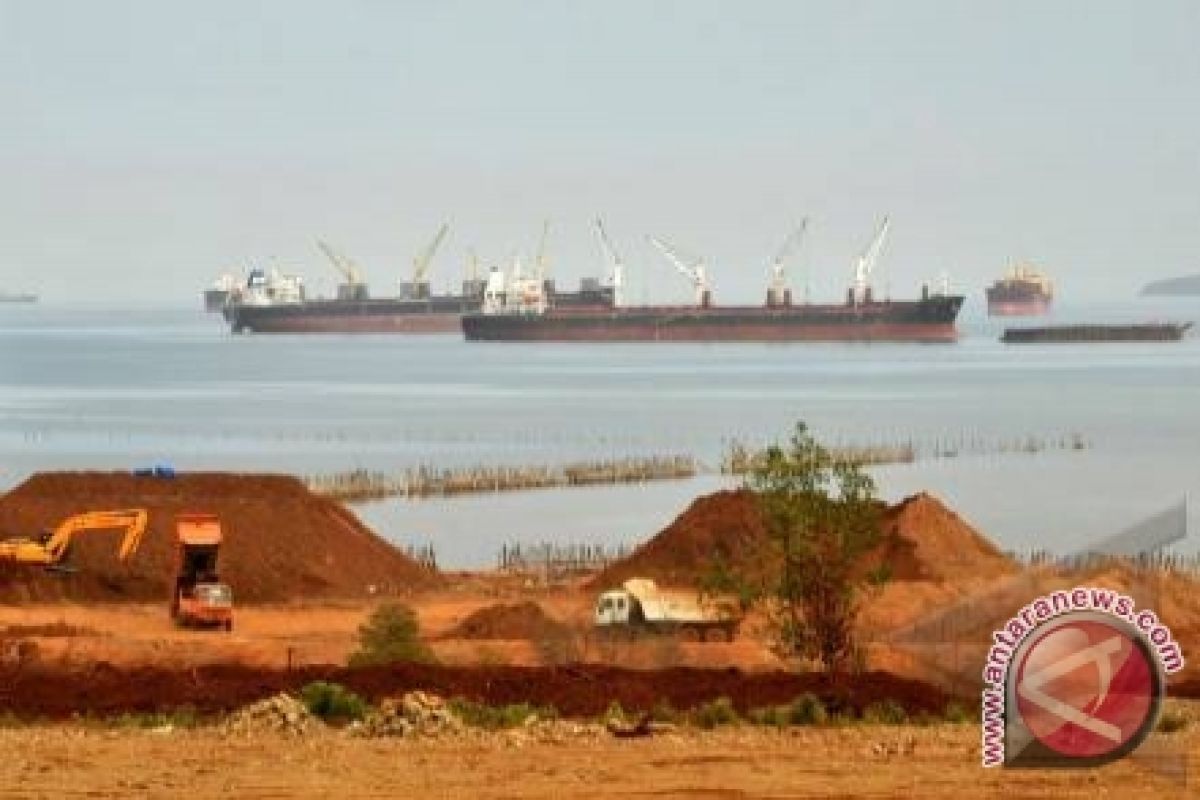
[0, 509, 149, 567]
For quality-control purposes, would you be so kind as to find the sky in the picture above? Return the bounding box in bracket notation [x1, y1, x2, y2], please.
[2, 0, 1198, 305]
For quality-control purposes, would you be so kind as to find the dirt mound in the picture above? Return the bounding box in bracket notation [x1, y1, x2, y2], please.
[0, 661, 953, 719]
[590, 490, 772, 589]
[591, 490, 1014, 589]
[0, 471, 440, 603]
[873, 493, 1016, 582]
[448, 602, 570, 641]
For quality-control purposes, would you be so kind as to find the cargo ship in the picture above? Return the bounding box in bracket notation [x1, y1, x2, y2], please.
[462, 217, 965, 343]
[1001, 323, 1192, 344]
[223, 225, 614, 334]
[986, 263, 1053, 316]
[0, 291, 37, 304]
[225, 268, 614, 333]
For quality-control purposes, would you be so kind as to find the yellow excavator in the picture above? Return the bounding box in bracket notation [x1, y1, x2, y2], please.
[0, 509, 149, 570]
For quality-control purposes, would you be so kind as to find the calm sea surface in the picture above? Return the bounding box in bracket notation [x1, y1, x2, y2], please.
[2, 299, 1197, 567]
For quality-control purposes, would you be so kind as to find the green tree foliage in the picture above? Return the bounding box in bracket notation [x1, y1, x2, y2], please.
[726, 422, 883, 674]
[299, 681, 368, 722]
[348, 602, 436, 667]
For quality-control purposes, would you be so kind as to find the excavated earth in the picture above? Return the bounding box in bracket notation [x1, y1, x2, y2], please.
[590, 489, 1016, 589]
[445, 601, 571, 641]
[0, 661, 951, 719]
[0, 471, 440, 602]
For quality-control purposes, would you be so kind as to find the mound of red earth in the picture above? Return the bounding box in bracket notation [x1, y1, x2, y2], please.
[874, 492, 1015, 582]
[447, 601, 570, 640]
[590, 489, 1014, 589]
[0, 471, 440, 603]
[0, 661, 953, 719]
[590, 490, 772, 589]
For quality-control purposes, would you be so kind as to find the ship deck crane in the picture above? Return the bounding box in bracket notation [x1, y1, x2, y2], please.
[648, 235, 710, 306]
[768, 218, 808, 307]
[316, 241, 367, 300]
[594, 218, 626, 307]
[412, 223, 450, 287]
[466, 248, 480, 283]
[0, 509, 149, 570]
[852, 216, 890, 305]
[533, 220, 551, 283]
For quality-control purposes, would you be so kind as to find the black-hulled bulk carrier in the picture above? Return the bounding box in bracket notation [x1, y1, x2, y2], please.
[225, 270, 615, 334]
[462, 291, 964, 342]
[463, 218, 965, 343]
[222, 226, 615, 334]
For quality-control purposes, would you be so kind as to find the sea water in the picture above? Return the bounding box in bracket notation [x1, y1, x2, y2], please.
[2, 299, 1197, 567]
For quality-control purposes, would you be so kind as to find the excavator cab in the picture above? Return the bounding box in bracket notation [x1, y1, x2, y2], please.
[172, 513, 234, 631]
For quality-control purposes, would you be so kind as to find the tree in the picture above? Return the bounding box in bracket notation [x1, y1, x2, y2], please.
[349, 602, 435, 667]
[731, 422, 883, 675]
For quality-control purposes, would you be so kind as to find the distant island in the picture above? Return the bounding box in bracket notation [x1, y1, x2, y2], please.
[1141, 273, 1200, 296]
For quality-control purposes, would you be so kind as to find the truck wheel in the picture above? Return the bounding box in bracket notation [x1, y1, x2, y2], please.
[224, 620, 234, 632]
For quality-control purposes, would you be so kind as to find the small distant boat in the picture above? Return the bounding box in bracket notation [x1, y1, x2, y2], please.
[986, 263, 1053, 317]
[1001, 323, 1192, 344]
[0, 292, 37, 304]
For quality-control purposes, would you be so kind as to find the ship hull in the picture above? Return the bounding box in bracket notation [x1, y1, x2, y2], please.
[985, 285, 1052, 317]
[986, 297, 1051, 317]
[228, 301, 471, 334]
[1002, 323, 1192, 343]
[226, 287, 615, 334]
[462, 297, 964, 343]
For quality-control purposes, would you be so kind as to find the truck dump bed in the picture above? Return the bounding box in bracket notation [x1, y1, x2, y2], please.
[622, 578, 727, 624]
[177, 513, 222, 545]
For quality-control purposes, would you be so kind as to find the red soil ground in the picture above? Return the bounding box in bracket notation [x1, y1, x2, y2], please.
[0, 472, 440, 603]
[0, 661, 952, 719]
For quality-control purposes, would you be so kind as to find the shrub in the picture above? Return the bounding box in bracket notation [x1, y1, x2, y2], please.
[747, 706, 788, 728]
[448, 699, 555, 730]
[349, 603, 435, 667]
[692, 697, 739, 729]
[650, 699, 683, 724]
[1157, 708, 1189, 734]
[942, 702, 970, 724]
[603, 700, 628, 725]
[862, 699, 908, 725]
[300, 681, 368, 722]
[788, 693, 828, 726]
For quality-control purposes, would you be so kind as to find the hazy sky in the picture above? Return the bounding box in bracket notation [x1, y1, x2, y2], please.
[2, 1, 1198, 305]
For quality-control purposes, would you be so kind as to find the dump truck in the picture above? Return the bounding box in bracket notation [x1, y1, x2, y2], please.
[594, 578, 740, 642]
[0, 509, 148, 570]
[171, 513, 234, 631]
